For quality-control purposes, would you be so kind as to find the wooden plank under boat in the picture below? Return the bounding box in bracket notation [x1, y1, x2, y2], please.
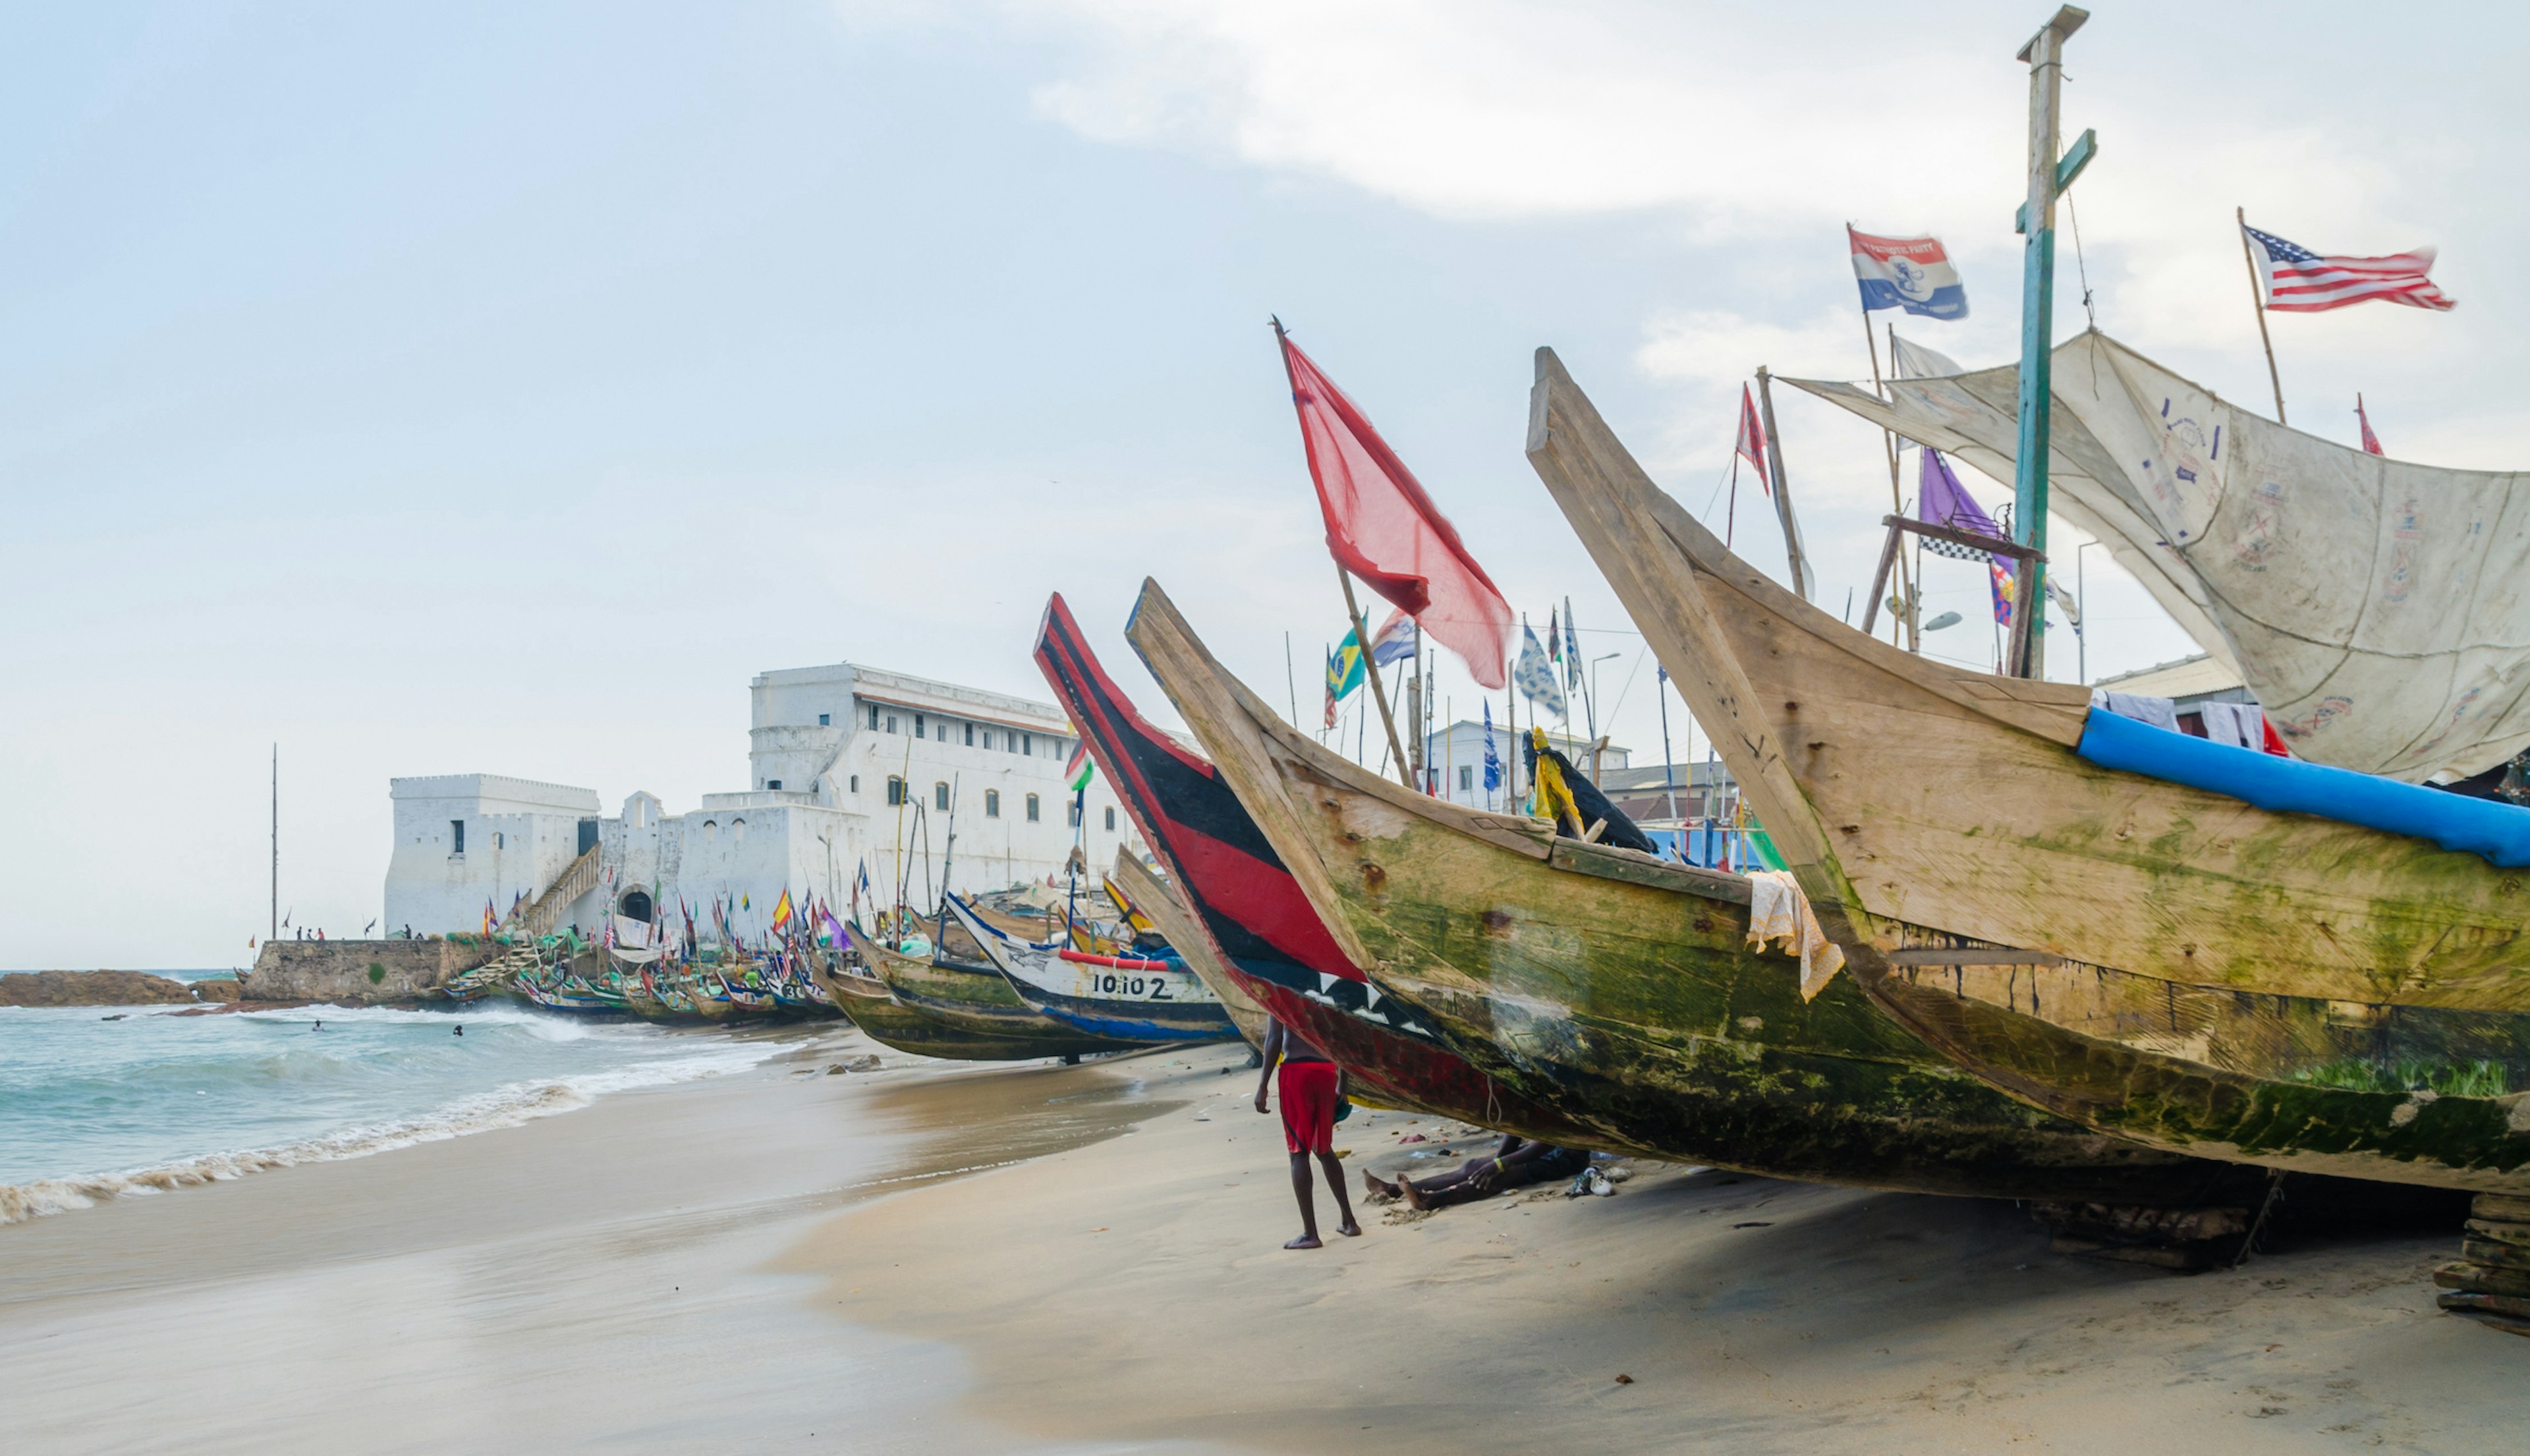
[816, 963, 1101, 1061]
[1108, 848, 1270, 1050]
[1125, 579, 2271, 1202]
[843, 921, 1138, 1056]
[944, 895, 1236, 1044]
[1524, 345, 2530, 1192]
[1041, 591, 1679, 1148]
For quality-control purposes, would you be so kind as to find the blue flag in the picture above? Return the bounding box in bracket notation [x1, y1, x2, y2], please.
[1561, 601, 1583, 691]
[1482, 702, 1502, 794]
[1514, 625, 1567, 717]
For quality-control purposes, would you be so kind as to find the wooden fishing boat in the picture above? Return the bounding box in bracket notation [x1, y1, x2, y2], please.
[945, 895, 1235, 1043]
[816, 962, 1094, 1061]
[1523, 345, 2530, 1192]
[842, 921, 1135, 1057]
[1106, 849, 1270, 1050]
[1124, 580, 2270, 1202]
[1036, 590, 1655, 1146]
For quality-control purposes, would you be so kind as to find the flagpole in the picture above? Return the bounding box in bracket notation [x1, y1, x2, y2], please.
[2237, 206, 2288, 424]
[269, 742, 278, 945]
[1335, 566, 1419, 791]
[1853, 233, 1919, 651]
[1753, 367, 1813, 601]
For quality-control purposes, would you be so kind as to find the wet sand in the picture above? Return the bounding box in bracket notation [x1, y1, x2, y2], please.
[0, 1029, 1191, 1455]
[6, 1031, 2521, 1455]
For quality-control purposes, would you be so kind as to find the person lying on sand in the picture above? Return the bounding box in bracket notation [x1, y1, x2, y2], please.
[1254, 1015, 1359, 1250]
[1364, 1136, 1591, 1211]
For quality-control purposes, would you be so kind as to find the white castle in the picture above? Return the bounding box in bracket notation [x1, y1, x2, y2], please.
[383, 661, 1141, 940]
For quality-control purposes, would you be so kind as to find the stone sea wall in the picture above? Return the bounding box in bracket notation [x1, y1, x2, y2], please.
[0, 970, 210, 1007]
[242, 939, 500, 1004]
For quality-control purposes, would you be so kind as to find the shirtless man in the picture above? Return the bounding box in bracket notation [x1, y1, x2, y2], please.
[1364, 1135, 1590, 1210]
[1253, 1015, 1360, 1250]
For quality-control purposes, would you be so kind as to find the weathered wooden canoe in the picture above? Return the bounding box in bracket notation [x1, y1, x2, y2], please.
[1038, 591, 1620, 1142]
[1125, 580, 2268, 1202]
[1524, 345, 2530, 1192]
[843, 921, 1137, 1057]
[945, 895, 1236, 1043]
[1108, 849, 1271, 1050]
[816, 962, 1097, 1061]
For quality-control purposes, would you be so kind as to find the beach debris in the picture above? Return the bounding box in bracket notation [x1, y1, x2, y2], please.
[828, 1054, 883, 1075]
[1566, 1167, 1616, 1198]
[1731, 1221, 1772, 1229]
[1399, 1133, 1428, 1143]
[2438, 1193, 2530, 1335]
[1613, 1374, 1634, 1385]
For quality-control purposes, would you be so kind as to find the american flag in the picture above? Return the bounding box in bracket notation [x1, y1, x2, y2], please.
[2243, 225, 2454, 313]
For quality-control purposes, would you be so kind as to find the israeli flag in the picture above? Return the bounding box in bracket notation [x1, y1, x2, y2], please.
[1849, 228, 1967, 321]
[1514, 626, 1567, 717]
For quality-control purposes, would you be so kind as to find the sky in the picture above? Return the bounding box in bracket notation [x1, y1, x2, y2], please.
[6, 1, 2523, 966]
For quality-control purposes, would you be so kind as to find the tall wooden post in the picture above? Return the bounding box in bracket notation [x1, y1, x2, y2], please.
[1337, 567, 1419, 792]
[2009, 5, 2089, 679]
[1753, 367, 1813, 601]
[2237, 206, 2288, 424]
[270, 743, 279, 943]
[1855, 302, 1919, 650]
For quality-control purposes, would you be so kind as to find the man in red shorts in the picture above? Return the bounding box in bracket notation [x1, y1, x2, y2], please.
[1253, 1015, 1360, 1249]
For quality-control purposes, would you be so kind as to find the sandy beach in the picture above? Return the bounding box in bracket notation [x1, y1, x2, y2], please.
[5, 1032, 2521, 1455]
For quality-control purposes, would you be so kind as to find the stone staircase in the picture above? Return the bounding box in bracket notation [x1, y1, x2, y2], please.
[503, 845, 602, 940]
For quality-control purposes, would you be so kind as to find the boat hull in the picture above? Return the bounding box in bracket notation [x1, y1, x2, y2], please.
[847, 922, 1140, 1054]
[818, 966, 1100, 1061]
[1126, 582, 2272, 1202]
[1110, 851, 1271, 1050]
[1523, 345, 2530, 1191]
[945, 896, 1234, 1043]
[1038, 592, 1662, 1146]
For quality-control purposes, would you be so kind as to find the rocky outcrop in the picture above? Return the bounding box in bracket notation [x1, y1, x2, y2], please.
[0, 970, 205, 1007]
[240, 939, 501, 1004]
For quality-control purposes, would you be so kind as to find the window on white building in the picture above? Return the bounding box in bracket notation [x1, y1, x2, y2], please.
[733, 818, 746, 842]
[704, 820, 717, 841]
[1026, 793, 1040, 822]
[451, 820, 465, 854]
[868, 704, 880, 730]
[984, 789, 1000, 818]
[1104, 806, 1116, 831]
[914, 713, 926, 739]
[934, 782, 949, 811]
[886, 714, 899, 734]
[818, 713, 830, 727]
[767, 779, 782, 791]
[849, 775, 859, 793]
[887, 777, 906, 806]
[1458, 766, 1473, 793]
[1022, 735, 1032, 756]
[964, 723, 974, 746]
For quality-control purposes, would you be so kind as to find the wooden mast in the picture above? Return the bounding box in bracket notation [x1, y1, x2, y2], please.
[2007, 5, 2089, 679]
[1751, 367, 1812, 601]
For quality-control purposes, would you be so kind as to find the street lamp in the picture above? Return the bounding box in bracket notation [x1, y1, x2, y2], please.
[2074, 540, 2102, 686]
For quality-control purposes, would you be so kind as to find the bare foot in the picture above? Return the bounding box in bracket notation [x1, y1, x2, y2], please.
[1363, 1171, 1399, 1202]
[1284, 1233, 1323, 1250]
[1398, 1177, 1428, 1212]
[1337, 1218, 1362, 1237]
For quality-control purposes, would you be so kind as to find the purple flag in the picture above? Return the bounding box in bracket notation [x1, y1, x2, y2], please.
[1915, 449, 2015, 627]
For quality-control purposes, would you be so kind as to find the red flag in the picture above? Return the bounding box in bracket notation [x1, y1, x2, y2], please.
[1735, 385, 1772, 495]
[2357, 394, 2384, 456]
[1278, 332, 1511, 688]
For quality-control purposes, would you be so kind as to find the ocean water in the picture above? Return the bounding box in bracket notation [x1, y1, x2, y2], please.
[0, 996, 780, 1224]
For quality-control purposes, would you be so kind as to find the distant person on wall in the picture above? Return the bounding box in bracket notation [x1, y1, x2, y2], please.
[1253, 1016, 1359, 1250]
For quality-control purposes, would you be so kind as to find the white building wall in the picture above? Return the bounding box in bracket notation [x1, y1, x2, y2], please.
[1421, 721, 1631, 812]
[387, 663, 1148, 941]
[384, 775, 599, 936]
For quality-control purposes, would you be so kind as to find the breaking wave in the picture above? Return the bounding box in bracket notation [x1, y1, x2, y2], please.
[0, 1042, 771, 1226]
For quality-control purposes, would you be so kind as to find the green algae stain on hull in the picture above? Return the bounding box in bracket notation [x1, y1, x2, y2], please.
[1326, 817, 2243, 1203]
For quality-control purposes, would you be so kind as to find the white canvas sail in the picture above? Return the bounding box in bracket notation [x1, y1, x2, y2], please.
[1788, 330, 2530, 781]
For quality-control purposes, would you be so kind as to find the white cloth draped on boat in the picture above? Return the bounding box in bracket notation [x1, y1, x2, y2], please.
[1745, 870, 1845, 1001]
[1787, 331, 2530, 781]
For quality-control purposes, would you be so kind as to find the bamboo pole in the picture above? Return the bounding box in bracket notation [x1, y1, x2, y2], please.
[2237, 206, 2288, 424]
[1753, 367, 1813, 601]
[1853, 243, 1919, 651]
[1337, 567, 1418, 791]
